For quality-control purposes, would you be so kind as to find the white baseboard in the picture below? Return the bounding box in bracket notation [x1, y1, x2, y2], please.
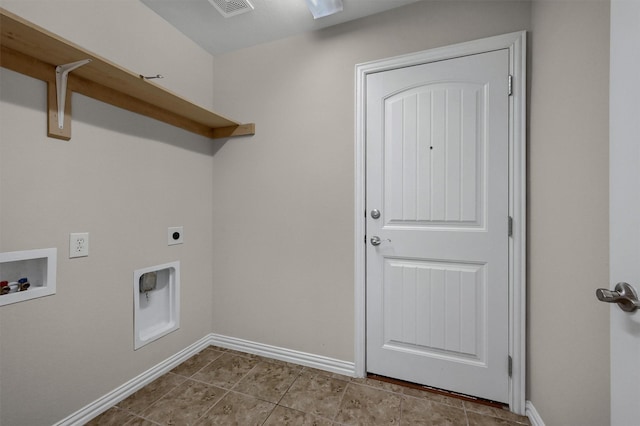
[209, 333, 356, 377]
[52, 335, 212, 426]
[53, 333, 355, 425]
[526, 401, 546, 426]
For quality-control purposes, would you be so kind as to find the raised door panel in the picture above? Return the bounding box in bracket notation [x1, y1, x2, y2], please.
[382, 259, 486, 366]
[384, 83, 485, 228]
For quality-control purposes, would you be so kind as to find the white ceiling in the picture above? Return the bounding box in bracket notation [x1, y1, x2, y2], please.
[140, 0, 421, 56]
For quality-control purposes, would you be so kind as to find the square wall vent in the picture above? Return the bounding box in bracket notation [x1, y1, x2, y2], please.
[208, 0, 254, 18]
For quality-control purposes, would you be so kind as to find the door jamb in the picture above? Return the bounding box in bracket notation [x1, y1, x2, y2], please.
[354, 31, 527, 414]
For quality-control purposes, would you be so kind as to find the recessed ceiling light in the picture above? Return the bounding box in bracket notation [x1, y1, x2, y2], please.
[304, 0, 343, 19]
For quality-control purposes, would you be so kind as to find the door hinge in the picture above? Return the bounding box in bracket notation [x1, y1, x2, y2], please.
[508, 75, 513, 96]
[508, 216, 513, 237]
[508, 355, 513, 377]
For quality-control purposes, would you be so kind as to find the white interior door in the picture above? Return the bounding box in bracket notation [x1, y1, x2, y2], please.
[365, 49, 511, 403]
[608, 1, 640, 424]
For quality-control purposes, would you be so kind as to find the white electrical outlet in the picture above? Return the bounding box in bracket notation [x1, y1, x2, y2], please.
[69, 232, 89, 258]
[168, 226, 183, 245]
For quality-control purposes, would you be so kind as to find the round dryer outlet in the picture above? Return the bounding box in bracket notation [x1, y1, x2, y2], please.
[167, 226, 183, 245]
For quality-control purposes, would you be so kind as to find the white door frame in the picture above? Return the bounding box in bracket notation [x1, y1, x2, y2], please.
[354, 31, 527, 414]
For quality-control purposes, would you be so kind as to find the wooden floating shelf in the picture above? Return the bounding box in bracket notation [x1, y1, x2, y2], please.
[0, 7, 255, 140]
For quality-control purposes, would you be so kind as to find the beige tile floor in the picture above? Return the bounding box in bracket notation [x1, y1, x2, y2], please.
[87, 346, 531, 426]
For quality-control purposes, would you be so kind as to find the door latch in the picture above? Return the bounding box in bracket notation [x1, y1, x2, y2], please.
[370, 236, 391, 246]
[596, 282, 640, 312]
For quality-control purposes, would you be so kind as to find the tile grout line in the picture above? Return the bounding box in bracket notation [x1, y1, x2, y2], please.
[259, 369, 302, 426]
[265, 366, 311, 424]
[188, 351, 240, 424]
[331, 378, 351, 424]
[172, 348, 247, 425]
[122, 347, 226, 417]
[272, 365, 305, 406]
[464, 402, 471, 426]
[227, 356, 262, 394]
[116, 372, 189, 417]
[273, 367, 349, 424]
[256, 361, 306, 425]
[124, 412, 164, 426]
[259, 404, 278, 426]
[193, 387, 232, 424]
[217, 358, 304, 426]
[311, 368, 351, 424]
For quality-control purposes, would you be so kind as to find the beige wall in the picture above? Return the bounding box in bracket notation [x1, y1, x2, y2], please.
[210, 0, 531, 362]
[0, 1, 216, 425]
[528, 1, 610, 424]
[212, 1, 611, 424]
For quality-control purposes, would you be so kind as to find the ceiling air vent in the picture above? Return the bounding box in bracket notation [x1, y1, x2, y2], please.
[208, 0, 254, 18]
